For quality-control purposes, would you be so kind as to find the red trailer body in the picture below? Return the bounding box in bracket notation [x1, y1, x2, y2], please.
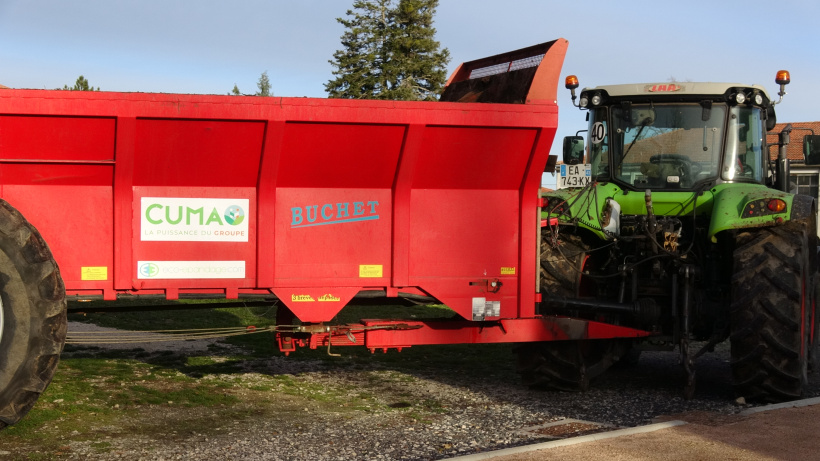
[1, 92, 543, 321]
[0, 42, 574, 323]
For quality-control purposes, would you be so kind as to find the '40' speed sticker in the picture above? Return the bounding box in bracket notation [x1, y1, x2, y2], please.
[590, 121, 605, 144]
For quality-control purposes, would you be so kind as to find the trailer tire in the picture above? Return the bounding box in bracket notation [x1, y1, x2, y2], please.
[0, 200, 66, 430]
[515, 230, 624, 391]
[730, 223, 811, 402]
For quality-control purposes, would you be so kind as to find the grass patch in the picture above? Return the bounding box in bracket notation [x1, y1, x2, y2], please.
[0, 353, 315, 458]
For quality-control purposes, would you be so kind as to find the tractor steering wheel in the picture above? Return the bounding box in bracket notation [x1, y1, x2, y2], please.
[649, 154, 702, 178]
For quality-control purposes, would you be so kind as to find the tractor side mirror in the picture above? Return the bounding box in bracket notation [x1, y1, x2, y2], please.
[630, 107, 655, 127]
[804, 135, 820, 165]
[562, 136, 585, 165]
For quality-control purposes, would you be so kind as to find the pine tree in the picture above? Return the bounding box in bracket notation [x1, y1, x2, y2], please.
[256, 71, 272, 96]
[389, 0, 450, 100]
[326, 0, 449, 101]
[63, 75, 99, 91]
[230, 84, 241, 95]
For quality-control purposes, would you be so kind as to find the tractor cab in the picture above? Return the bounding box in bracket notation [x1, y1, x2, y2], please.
[562, 75, 789, 192]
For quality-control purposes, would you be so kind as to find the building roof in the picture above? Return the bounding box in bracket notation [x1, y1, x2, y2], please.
[767, 121, 820, 162]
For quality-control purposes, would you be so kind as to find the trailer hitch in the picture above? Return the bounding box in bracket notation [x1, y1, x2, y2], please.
[274, 322, 423, 356]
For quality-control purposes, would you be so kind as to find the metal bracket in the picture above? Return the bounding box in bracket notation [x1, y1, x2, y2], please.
[679, 264, 696, 399]
[470, 279, 502, 293]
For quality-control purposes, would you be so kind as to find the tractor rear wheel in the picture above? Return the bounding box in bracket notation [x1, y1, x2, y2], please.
[0, 200, 66, 430]
[730, 223, 811, 402]
[515, 230, 625, 391]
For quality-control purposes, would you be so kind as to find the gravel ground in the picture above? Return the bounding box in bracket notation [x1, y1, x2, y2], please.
[27, 324, 820, 460]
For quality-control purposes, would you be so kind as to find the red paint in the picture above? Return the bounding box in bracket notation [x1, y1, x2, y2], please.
[647, 84, 682, 92]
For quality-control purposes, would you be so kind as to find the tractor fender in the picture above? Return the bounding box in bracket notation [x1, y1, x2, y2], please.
[790, 193, 816, 222]
[707, 184, 800, 241]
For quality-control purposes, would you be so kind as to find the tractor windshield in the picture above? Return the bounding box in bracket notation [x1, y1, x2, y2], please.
[592, 103, 727, 189]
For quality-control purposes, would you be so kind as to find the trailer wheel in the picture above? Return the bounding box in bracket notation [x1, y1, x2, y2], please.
[0, 200, 66, 430]
[730, 223, 811, 402]
[515, 230, 624, 391]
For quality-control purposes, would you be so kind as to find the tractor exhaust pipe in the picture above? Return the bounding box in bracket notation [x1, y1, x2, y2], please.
[777, 123, 792, 192]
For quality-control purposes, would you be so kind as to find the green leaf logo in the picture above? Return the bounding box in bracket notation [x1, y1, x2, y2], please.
[224, 205, 245, 226]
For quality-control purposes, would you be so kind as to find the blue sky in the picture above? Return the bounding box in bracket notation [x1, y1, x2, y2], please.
[2, 0, 818, 186]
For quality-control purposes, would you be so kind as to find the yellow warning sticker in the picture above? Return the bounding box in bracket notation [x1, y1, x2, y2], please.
[291, 294, 315, 302]
[81, 266, 108, 281]
[501, 267, 516, 275]
[359, 264, 383, 278]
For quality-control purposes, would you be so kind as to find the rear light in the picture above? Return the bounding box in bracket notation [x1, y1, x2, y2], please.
[742, 198, 788, 218]
[767, 199, 787, 213]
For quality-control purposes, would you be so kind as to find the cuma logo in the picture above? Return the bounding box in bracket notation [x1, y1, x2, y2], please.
[145, 203, 246, 227]
[140, 198, 250, 242]
[139, 262, 159, 278]
[224, 205, 245, 226]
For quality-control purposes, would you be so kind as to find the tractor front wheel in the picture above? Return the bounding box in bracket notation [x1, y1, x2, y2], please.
[515, 229, 626, 391]
[0, 200, 66, 430]
[515, 339, 629, 391]
[730, 223, 812, 402]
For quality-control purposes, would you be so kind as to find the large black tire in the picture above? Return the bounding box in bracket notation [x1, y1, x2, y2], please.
[538, 231, 587, 299]
[730, 223, 811, 402]
[515, 230, 625, 391]
[515, 339, 629, 391]
[0, 200, 66, 429]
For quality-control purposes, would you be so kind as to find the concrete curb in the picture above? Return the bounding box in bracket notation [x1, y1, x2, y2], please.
[739, 396, 820, 415]
[449, 396, 820, 460]
[447, 420, 687, 460]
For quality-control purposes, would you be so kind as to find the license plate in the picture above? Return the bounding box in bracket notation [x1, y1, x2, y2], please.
[558, 164, 591, 189]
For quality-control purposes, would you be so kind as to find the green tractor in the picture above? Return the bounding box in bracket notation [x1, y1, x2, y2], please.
[518, 71, 819, 401]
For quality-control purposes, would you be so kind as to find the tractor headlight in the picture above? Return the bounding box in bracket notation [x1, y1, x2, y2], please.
[579, 96, 589, 108]
[753, 93, 763, 105]
[734, 92, 746, 104]
[591, 93, 603, 106]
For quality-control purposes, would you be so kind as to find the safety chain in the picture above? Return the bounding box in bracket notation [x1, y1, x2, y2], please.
[66, 322, 422, 345]
[66, 326, 270, 345]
